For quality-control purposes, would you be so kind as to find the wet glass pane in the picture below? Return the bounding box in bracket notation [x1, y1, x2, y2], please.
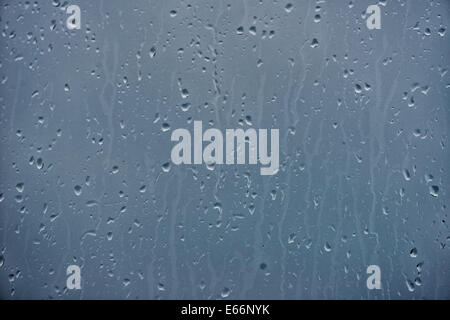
[0, 0, 448, 299]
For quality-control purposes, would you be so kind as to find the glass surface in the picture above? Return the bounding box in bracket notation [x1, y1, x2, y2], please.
[0, 0, 448, 299]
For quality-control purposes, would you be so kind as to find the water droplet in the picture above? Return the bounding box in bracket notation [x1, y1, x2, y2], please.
[16, 182, 24, 193]
[221, 287, 230, 298]
[206, 161, 216, 171]
[36, 158, 44, 170]
[310, 38, 319, 48]
[414, 277, 422, 286]
[161, 122, 171, 132]
[74, 185, 82, 196]
[181, 103, 191, 112]
[403, 169, 411, 181]
[181, 88, 189, 99]
[429, 185, 439, 197]
[406, 279, 415, 292]
[162, 162, 171, 172]
[284, 3, 293, 13]
[149, 47, 156, 58]
[416, 262, 424, 273]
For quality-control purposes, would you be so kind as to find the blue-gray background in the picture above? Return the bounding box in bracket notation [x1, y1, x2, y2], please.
[0, 0, 449, 299]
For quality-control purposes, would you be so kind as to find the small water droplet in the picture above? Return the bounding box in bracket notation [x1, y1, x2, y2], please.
[149, 47, 157, 58]
[414, 277, 422, 286]
[206, 161, 216, 171]
[284, 3, 293, 13]
[74, 185, 82, 196]
[406, 279, 415, 292]
[221, 287, 230, 298]
[403, 169, 411, 181]
[429, 185, 439, 197]
[36, 158, 44, 170]
[161, 122, 171, 132]
[181, 88, 189, 99]
[162, 162, 171, 172]
[416, 262, 424, 273]
[16, 182, 24, 193]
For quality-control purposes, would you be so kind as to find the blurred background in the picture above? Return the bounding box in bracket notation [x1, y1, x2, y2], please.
[0, 0, 448, 299]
